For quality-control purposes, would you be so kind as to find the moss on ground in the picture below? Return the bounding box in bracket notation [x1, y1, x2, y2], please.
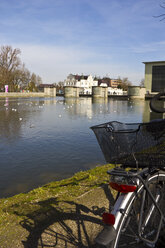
[0, 164, 115, 248]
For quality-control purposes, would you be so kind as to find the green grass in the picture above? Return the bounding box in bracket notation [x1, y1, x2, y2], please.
[0, 164, 115, 247]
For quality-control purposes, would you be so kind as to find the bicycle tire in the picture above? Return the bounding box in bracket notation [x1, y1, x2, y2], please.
[110, 171, 165, 248]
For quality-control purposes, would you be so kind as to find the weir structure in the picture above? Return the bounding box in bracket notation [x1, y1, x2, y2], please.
[92, 86, 108, 98]
[44, 87, 56, 97]
[64, 86, 109, 98]
[127, 86, 146, 99]
[64, 87, 80, 98]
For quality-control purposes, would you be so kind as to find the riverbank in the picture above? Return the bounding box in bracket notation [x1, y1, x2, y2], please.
[0, 164, 115, 248]
[0, 92, 45, 98]
[0, 92, 128, 99]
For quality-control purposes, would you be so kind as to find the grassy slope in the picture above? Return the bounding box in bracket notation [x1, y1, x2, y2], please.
[0, 164, 115, 247]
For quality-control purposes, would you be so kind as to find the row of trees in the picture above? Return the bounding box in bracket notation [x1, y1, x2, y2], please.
[0, 45, 42, 92]
[116, 77, 132, 90]
[117, 78, 145, 90]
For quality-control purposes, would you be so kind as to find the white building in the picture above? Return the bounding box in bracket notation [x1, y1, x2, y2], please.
[100, 83, 108, 87]
[108, 87, 124, 95]
[64, 74, 98, 94]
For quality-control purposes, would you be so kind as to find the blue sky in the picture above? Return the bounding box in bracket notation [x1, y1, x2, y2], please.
[0, 0, 165, 84]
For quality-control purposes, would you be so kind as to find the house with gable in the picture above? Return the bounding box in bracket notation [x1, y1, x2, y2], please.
[64, 74, 98, 94]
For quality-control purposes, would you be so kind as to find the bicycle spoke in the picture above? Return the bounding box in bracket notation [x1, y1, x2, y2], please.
[122, 233, 139, 239]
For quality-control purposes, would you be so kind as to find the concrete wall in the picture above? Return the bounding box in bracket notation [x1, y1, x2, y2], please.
[44, 87, 56, 97]
[0, 92, 45, 98]
[92, 86, 108, 98]
[64, 87, 79, 97]
[144, 63, 152, 93]
[128, 86, 146, 99]
[92, 97, 108, 104]
[0, 88, 56, 98]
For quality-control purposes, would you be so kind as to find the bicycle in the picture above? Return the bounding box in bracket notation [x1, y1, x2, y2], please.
[90, 92, 165, 248]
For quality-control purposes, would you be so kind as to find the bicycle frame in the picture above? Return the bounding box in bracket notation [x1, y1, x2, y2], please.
[93, 93, 165, 247]
[96, 167, 165, 247]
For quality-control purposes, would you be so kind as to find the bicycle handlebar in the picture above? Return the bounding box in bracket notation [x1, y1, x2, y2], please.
[150, 92, 165, 113]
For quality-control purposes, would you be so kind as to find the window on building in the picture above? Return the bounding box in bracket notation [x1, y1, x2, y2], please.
[152, 65, 165, 92]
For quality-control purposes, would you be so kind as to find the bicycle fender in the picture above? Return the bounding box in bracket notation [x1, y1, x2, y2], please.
[95, 225, 117, 247]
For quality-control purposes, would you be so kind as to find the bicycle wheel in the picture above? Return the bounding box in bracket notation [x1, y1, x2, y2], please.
[111, 171, 165, 248]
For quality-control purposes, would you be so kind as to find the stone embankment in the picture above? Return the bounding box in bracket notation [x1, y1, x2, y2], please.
[0, 92, 46, 98]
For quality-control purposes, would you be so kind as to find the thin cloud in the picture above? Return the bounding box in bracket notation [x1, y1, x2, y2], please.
[131, 41, 165, 54]
[15, 44, 143, 84]
[0, 0, 163, 85]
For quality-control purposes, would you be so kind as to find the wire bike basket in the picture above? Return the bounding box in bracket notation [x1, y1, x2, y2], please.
[91, 119, 165, 168]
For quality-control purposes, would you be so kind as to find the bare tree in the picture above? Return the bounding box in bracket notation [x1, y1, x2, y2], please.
[0, 46, 21, 90]
[28, 73, 42, 92]
[154, 2, 165, 21]
[53, 81, 64, 92]
[0, 45, 43, 92]
[118, 77, 132, 91]
[36, 75, 42, 86]
[19, 65, 31, 89]
[139, 78, 145, 87]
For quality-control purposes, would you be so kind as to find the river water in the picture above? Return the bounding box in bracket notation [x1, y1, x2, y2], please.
[0, 96, 161, 198]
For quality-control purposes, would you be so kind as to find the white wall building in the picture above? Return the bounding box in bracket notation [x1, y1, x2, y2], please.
[100, 83, 108, 87]
[64, 74, 98, 94]
[108, 87, 124, 95]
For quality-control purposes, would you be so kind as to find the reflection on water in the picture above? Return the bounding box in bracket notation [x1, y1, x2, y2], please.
[0, 97, 162, 197]
[0, 98, 43, 142]
[142, 99, 165, 122]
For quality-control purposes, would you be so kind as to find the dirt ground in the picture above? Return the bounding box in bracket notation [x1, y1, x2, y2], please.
[18, 184, 114, 248]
